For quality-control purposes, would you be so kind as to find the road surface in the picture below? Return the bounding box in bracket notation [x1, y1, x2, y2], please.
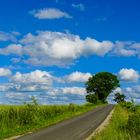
[17, 104, 114, 140]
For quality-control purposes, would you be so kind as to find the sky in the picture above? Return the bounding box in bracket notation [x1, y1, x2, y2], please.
[0, 0, 140, 104]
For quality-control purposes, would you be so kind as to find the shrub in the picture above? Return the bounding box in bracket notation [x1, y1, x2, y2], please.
[86, 94, 98, 104]
[114, 92, 126, 103]
[119, 101, 133, 109]
[127, 112, 140, 137]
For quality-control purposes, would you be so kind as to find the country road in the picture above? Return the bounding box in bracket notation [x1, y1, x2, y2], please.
[17, 105, 114, 140]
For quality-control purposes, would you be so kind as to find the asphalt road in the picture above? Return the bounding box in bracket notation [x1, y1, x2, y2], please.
[17, 105, 114, 140]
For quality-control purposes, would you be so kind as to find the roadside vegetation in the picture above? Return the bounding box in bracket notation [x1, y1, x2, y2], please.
[93, 101, 140, 140]
[0, 99, 103, 140]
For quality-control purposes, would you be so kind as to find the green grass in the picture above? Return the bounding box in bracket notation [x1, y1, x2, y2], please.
[0, 103, 103, 140]
[92, 105, 138, 140]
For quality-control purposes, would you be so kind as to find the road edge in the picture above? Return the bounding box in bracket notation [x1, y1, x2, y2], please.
[85, 105, 115, 140]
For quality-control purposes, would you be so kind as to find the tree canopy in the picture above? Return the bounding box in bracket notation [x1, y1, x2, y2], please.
[114, 92, 126, 103]
[86, 72, 120, 103]
[86, 94, 98, 104]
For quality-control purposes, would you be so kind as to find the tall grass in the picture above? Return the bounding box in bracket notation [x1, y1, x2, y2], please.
[0, 103, 99, 140]
[92, 105, 138, 140]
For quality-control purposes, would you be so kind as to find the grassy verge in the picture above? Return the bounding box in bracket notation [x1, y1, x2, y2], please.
[92, 105, 130, 140]
[92, 104, 140, 140]
[0, 103, 103, 140]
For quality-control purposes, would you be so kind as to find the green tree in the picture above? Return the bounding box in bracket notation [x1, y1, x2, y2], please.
[114, 92, 126, 103]
[86, 72, 120, 103]
[86, 94, 98, 104]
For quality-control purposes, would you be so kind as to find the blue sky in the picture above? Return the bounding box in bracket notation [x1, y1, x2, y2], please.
[0, 0, 140, 104]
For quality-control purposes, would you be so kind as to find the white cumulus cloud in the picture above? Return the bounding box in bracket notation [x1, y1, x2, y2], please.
[61, 87, 86, 95]
[122, 85, 140, 103]
[0, 31, 19, 42]
[48, 87, 86, 96]
[11, 70, 53, 85]
[0, 44, 23, 55]
[118, 68, 139, 82]
[0, 68, 12, 77]
[112, 41, 136, 57]
[20, 31, 113, 66]
[30, 8, 72, 19]
[0, 31, 113, 67]
[64, 71, 92, 83]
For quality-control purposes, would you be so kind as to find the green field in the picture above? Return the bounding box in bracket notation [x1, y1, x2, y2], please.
[93, 103, 140, 140]
[0, 102, 102, 140]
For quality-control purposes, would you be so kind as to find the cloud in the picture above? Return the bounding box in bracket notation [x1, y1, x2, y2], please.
[20, 31, 113, 67]
[11, 31, 21, 36]
[0, 68, 88, 104]
[0, 31, 19, 42]
[44, 87, 86, 104]
[49, 87, 86, 96]
[60, 87, 86, 95]
[3, 86, 86, 104]
[1, 70, 92, 92]
[0, 83, 51, 92]
[5, 92, 28, 99]
[131, 43, 140, 57]
[112, 87, 123, 94]
[123, 86, 140, 103]
[114, 49, 136, 57]
[0, 31, 113, 67]
[3, 92, 32, 104]
[111, 41, 136, 57]
[131, 43, 140, 49]
[108, 86, 140, 104]
[30, 8, 72, 19]
[0, 44, 23, 55]
[64, 71, 92, 83]
[11, 70, 53, 85]
[72, 3, 85, 11]
[0, 83, 86, 104]
[0, 84, 12, 91]
[3, 32, 140, 68]
[2, 68, 140, 104]
[125, 86, 140, 97]
[118, 68, 139, 82]
[0, 70, 54, 93]
[0, 68, 12, 77]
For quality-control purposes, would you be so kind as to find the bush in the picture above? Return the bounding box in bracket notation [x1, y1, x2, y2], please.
[114, 92, 126, 103]
[86, 94, 98, 104]
[127, 112, 140, 137]
[119, 101, 133, 109]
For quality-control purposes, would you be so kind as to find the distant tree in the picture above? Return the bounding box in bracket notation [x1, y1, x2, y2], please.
[86, 94, 98, 104]
[114, 92, 126, 103]
[86, 72, 120, 103]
